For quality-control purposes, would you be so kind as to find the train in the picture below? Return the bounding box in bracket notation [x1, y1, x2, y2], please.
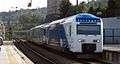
[27, 13, 103, 55]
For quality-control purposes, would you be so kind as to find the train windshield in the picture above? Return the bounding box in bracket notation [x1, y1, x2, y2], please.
[77, 25, 100, 35]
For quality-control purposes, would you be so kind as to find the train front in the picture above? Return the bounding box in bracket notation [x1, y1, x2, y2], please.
[70, 13, 103, 53]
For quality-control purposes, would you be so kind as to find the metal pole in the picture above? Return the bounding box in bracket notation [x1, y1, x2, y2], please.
[55, 0, 57, 14]
[8, 18, 11, 40]
[87, 0, 89, 3]
[76, 0, 78, 14]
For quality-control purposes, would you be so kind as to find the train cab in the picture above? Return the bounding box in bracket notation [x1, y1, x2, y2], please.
[68, 13, 103, 53]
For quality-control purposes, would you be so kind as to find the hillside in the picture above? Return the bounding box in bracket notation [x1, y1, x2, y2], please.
[0, 7, 47, 23]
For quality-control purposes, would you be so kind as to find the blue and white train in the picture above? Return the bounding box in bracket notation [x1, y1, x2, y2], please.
[27, 13, 103, 54]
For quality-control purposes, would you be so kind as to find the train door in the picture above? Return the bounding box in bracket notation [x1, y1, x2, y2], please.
[67, 25, 72, 43]
[38, 28, 42, 43]
[42, 28, 46, 43]
[45, 28, 49, 44]
[42, 27, 49, 44]
[63, 23, 72, 49]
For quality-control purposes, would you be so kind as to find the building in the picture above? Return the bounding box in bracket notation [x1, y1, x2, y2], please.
[47, 0, 62, 15]
[46, 0, 62, 22]
[103, 17, 120, 44]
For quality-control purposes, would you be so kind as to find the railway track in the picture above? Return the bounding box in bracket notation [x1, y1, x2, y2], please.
[14, 39, 111, 64]
[32, 43, 110, 64]
[14, 40, 57, 64]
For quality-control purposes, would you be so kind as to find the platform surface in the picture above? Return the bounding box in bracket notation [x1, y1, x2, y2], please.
[103, 45, 120, 52]
[0, 41, 26, 64]
[0, 41, 120, 64]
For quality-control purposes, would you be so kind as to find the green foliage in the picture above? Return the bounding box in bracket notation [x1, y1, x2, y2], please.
[88, 7, 97, 15]
[19, 12, 44, 30]
[87, 0, 108, 17]
[108, 0, 115, 9]
[5, 32, 10, 40]
[106, 0, 120, 17]
[106, 0, 116, 17]
[0, 8, 47, 22]
[59, 0, 72, 18]
[0, 8, 47, 31]
[99, 3, 108, 12]
[78, 1, 89, 13]
[59, 0, 108, 18]
[65, 5, 77, 17]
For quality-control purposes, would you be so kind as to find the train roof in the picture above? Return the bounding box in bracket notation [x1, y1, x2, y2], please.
[50, 13, 101, 24]
[30, 23, 50, 30]
[75, 13, 101, 22]
[29, 13, 101, 31]
[76, 13, 100, 19]
[50, 19, 65, 25]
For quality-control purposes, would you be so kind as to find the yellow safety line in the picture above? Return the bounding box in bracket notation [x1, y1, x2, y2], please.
[6, 46, 18, 64]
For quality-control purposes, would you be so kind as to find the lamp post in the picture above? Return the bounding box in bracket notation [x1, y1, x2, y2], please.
[7, 18, 11, 40]
[28, 0, 32, 7]
[76, 0, 78, 14]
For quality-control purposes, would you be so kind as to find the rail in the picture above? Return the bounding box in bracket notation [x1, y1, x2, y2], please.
[15, 39, 57, 64]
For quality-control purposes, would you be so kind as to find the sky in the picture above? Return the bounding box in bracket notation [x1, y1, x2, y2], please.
[0, 0, 89, 12]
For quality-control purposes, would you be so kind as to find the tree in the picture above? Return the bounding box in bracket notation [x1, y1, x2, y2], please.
[66, 5, 76, 16]
[59, 0, 72, 18]
[78, 1, 89, 13]
[96, 4, 108, 17]
[19, 12, 43, 30]
[106, 0, 116, 17]
[88, 7, 97, 15]
[108, 0, 116, 9]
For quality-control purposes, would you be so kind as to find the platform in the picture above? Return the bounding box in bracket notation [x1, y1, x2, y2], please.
[0, 41, 33, 64]
[103, 45, 120, 52]
[103, 45, 120, 64]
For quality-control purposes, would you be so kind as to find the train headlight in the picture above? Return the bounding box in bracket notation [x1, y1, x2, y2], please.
[93, 39, 100, 43]
[78, 39, 85, 42]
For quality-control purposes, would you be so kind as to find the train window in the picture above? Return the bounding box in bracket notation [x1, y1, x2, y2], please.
[50, 23, 59, 30]
[50, 24, 56, 30]
[69, 26, 71, 36]
[43, 29, 46, 35]
[77, 25, 100, 35]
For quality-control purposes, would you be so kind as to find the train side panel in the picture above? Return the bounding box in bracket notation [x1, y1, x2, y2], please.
[47, 23, 68, 48]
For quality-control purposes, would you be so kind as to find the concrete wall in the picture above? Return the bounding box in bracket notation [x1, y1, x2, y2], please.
[103, 17, 120, 29]
[103, 17, 120, 44]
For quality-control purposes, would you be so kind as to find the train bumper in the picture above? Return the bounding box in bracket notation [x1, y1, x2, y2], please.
[82, 44, 96, 53]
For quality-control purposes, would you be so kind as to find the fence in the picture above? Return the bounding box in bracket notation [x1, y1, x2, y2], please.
[104, 29, 120, 44]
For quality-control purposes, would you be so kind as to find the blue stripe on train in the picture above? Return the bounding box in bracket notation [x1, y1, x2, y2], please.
[76, 13, 101, 22]
[48, 24, 68, 48]
[76, 18, 100, 22]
